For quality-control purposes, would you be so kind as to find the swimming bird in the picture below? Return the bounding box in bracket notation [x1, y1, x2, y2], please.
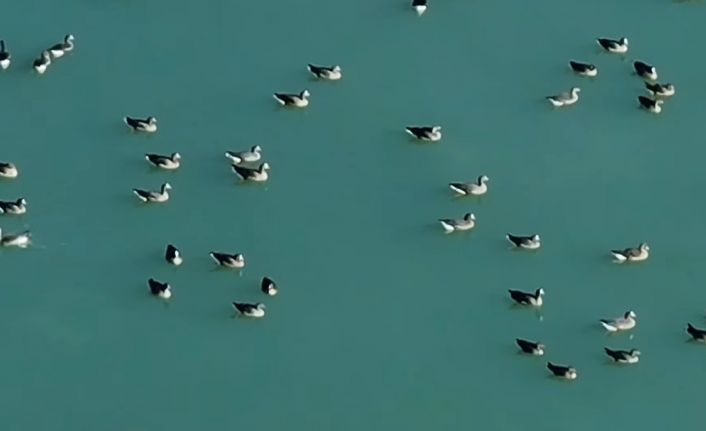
[569, 61, 598, 77]
[0, 162, 18, 179]
[232, 302, 266, 318]
[687, 323, 706, 342]
[165, 244, 183, 266]
[124, 116, 157, 133]
[0, 228, 31, 248]
[49, 34, 75, 58]
[0, 198, 27, 215]
[449, 175, 489, 196]
[307, 64, 342, 80]
[0, 40, 10, 70]
[225, 145, 262, 164]
[611, 243, 649, 263]
[597, 37, 628, 53]
[645, 82, 676, 97]
[634, 61, 658, 81]
[412, 0, 427, 15]
[638, 96, 664, 114]
[546, 87, 580, 107]
[516, 339, 545, 356]
[132, 183, 171, 203]
[232, 162, 270, 182]
[438, 213, 475, 233]
[506, 233, 541, 250]
[145, 152, 181, 170]
[604, 347, 641, 364]
[33, 51, 51, 74]
[405, 126, 442, 141]
[547, 362, 577, 380]
[210, 252, 246, 268]
[261, 276, 278, 296]
[273, 90, 310, 107]
[600, 311, 637, 332]
[148, 278, 171, 299]
[508, 288, 544, 307]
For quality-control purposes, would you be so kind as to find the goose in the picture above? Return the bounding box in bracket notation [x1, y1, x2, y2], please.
[261, 276, 278, 296]
[307, 64, 342, 80]
[0, 198, 27, 215]
[132, 183, 171, 203]
[516, 338, 545, 356]
[225, 145, 262, 164]
[209, 252, 245, 268]
[405, 126, 442, 142]
[634, 61, 658, 81]
[145, 152, 181, 170]
[687, 323, 706, 342]
[569, 60, 598, 77]
[645, 82, 676, 97]
[232, 162, 270, 182]
[49, 34, 75, 58]
[546, 87, 580, 107]
[0, 228, 31, 248]
[412, 0, 427, 15]
[438, 213, 475, 233]
[506, 233, 541, 250]
[0, 162, 18, 179]
[604, 347, 641, 364]
[273, 90, 310, 107]
[547, 362, 578, 380]
[33, 50, 51, 74]
[148, 278, 171, 299]
[638, 96, 664, 114]
[124, 116, 157, 133]
[0, 40, 10, 70]
[611, 243, 649, 263]
[600, 311, 637, 332]
[165, 244, 183, 266]
[232, 302, 266, 318]
[449, 175, 489, 196]
[596, 37, 628, 53]
[508, 288, 544, 307]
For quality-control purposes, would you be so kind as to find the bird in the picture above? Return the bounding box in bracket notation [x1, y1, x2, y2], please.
[232, 162, 270, 182]
[686, 323, 706, 342]
[546, 87, 580, 107]
[412, 0, 428, 15]
[0, 198, 27, 215]
[449, 175, 489, 196]
[508, 288, 544, 307]
[506, 233, 541, 250]
[0, 40, 10, 70]
[307, 64, 342, 80]
[209, 252, 246, 268]
[124, 116, 157, 133]
[596, 37, 628, 53]
[132, 183, 172, 203]
[516, 339, 545, 356]
[569, 61, 598, 77]
[547, 362, 578, 380]
[600, 311, 637, 332]
[638, 96, 664, 114]
[145, 152, 181, 170]
[611, 243, 649, 263]
[634, 61, 658, 81]
[165, 244, 183, 266]
[261, 276, 278, 296]
[49, 34, 75, 58]
[438, 213, 475, 233]
[405, 126, 442, 142]
[225, 145, 262, 164]
[148, 278, 171, 299]
[645, 82, 676, 97]
[604, 347, 641, 364]
[33, 50, 51, 74]
[0, 228, 31, 248]
[273, 90, 310, 107]
[0, 162, 18, 179]
[233, 302, 266, 318]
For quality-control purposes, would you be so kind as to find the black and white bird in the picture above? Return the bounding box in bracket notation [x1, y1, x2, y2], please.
[506, 233, 541, 250]
[0, 162, 18, 179]
[148, 278, 171, 299]
[611, 243, 649, 263]
[0, 40, 10, 70]
[569, 61, 598, 77]
[210, 251, 246, 268]
[604, 347, 641, 364]
[273, 90, 310, 107]
[516, 338, 545, 356]
[547, 362, 578, 380]
[687, 323, 706, 342]
[225, 145, 262, 164]
[638, 96, 664, 114]
[600, 311, 637, 332]
[596, 37, 628, 53]
[232, 302, 266, 318]
[132, 183, 172, 203]
[165, 244, 183, 266]
[634, 61, 658, 81]
[232, 162, 270, 182]
[438, 212, 475, 233]
[508, 288, 544, 307]
[412, 0, 428, 15]
[124, 116, 157, 133]
[0, 198, 27, 215]
[645, 82, 676, 97]
[307, 64, 342, 80]
[33, 50, 51, 74]
[145, 152, 181, 170]
[0, 228, 30, 248]
[546, 87, 580, 107]
[261, 276, 278, 296]
[405, 126, 442, 142]
[449, 175, 489, 196]
[49, 34, 75, 58]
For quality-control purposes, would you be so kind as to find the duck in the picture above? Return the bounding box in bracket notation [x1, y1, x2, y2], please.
[165, 244, 183, 266]
[273, 90, 310, 107]
[405, 126, 442, 142]
[412, 0, 427, 15]
[569, 60, 598, 77]
[508, 288, 544, 307]
[516, 338, 545, 356]
[449, 175, 489, 196]
[596, 37, 628, 53]
[124, 116, 157, 133]
[611, 243, 649, 263]
[0, 162, 17, 179]
[506, 233, 541, 250]
[49, 34, 75, 58]
[547, 362, 578, 380]
[687, 323, 706, 342]
[0, 228, 31, 248]
[261, 276, 278, 296]
[145, 152, 181, 170]
[132, 183, 171, 203]
[638, 96, 664, 114]
[307, 64, 342, 80]
[604, 347, 641, 364]
[210, 251, 246, 268]
[438, 212, 475, 233]
[546, 87, 580, 107]
[600, 311, 637, 332]
[33, 50, 51, 74]
[232, 162, 270, 182]
[148, 278, 171, 299]
[232, 302, 266, 318]
[634, 61, 658, 81]
[225, 145, 262, 164]
[645, 82, 676, 97]
[0, 40, 10, 70]
[0, 198, 27, 215]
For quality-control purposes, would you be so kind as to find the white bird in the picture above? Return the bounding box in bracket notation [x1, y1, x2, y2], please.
[506, 233, 541, 250]
[600, 311, 637, 332]
[597, 37, 628, 53]
[33, 50, 51, 74]
[405, 126, 442, 142]
[439, 213, 475, 233]
[0, 198, 27, 215]
[148, 278, 171, 299]
[0, 227, 31, 248]
[0, 162, 18, 179]
[449, 175, 489, 196]
[232, 302, 266, 318]
[0, 40, 11, 70]
[145, 152, 181, 170]
[569, 60, 598, 77]
[225, 145, 262, 164]
[634, 61, 658, 81]
[604, 348, 641, 364]
[261, 276, 278, 296]
[132, 183, 171, 203]
[273, 90, 310, 107]
[645, 82, 676, 97]
[412, 0, 428, 15]
[307, 64, 342, 80]
[210, 251, 246, 268]
[124, 116, 157, 133]
[546, 87, 580, 107]
[611, 243, 649, 263]
[165, 244, 183, 266]
[232, 162, 270, 182]
[638, 96, 664, 114]
[49, 34, 75, 58]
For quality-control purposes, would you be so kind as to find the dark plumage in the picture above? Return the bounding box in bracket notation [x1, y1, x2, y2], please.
[633, 61, 657, 79]
[165, 244, 182, 266]
[516, 338, 544, 355]
[508, 288, 544, 306]
[547, 362, 577, 379]
[569, 60, 597, 76]
[148, 278, 171, 298]
[687, 323, 706, 342]
[261, 276, 278, 296]
[604, 347, 640, 363]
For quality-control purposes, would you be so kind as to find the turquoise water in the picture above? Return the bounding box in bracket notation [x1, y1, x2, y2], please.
[1, 0, 706, 429]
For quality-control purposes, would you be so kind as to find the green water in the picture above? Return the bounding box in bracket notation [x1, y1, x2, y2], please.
[1, 0, 706, 429]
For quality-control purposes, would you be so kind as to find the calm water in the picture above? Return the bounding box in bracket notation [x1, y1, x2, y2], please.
[1, 0, 705, 429]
